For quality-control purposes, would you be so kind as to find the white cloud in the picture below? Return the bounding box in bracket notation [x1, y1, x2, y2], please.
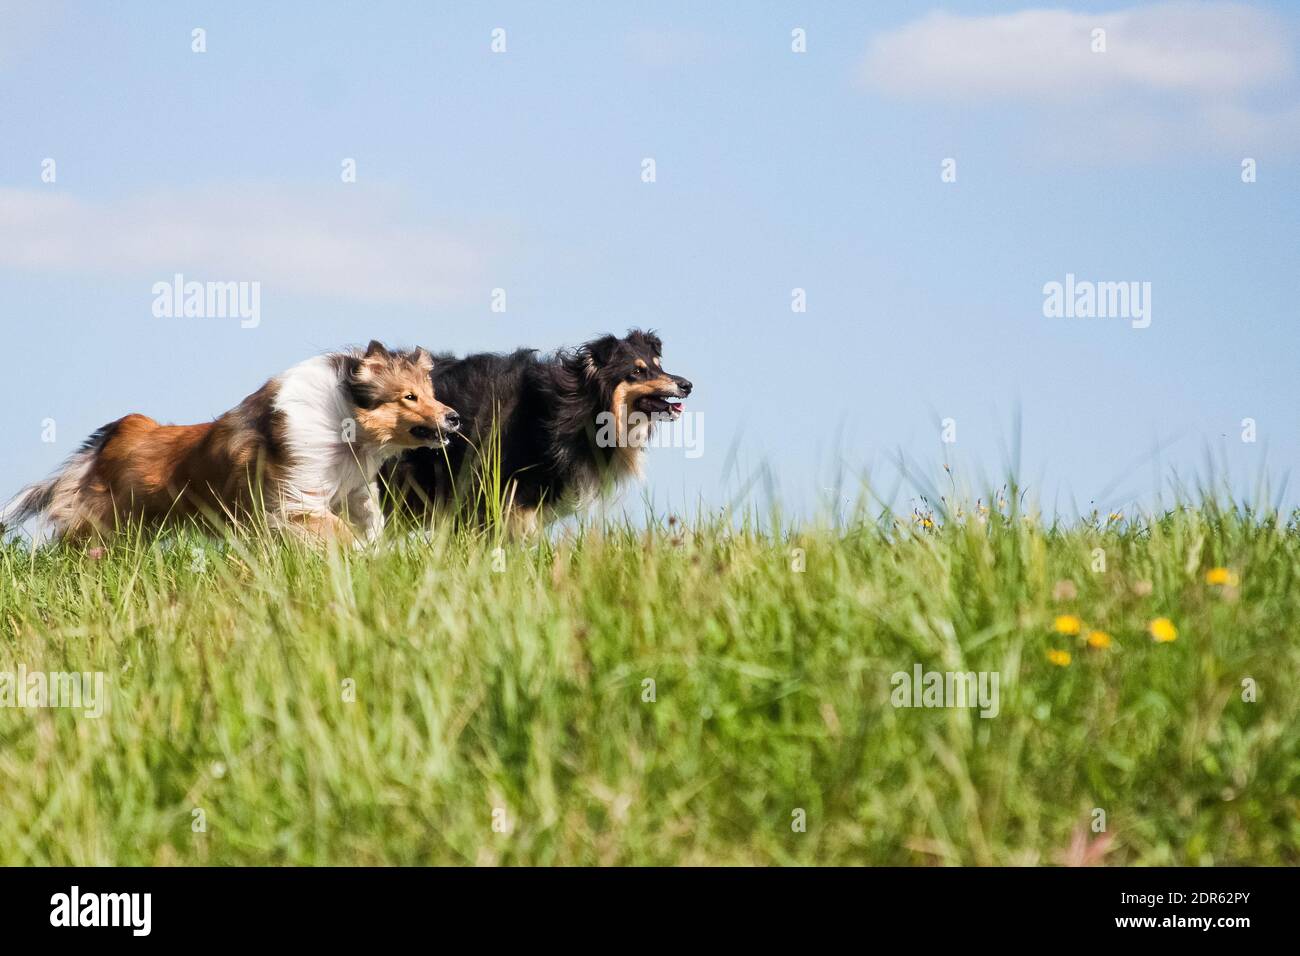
[0, 185, 493, 306]
[861, 2, 1292, 101]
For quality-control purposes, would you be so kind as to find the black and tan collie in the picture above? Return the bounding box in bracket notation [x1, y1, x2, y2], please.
[1, 341, 459, 545]
[384, 329, 692, 533]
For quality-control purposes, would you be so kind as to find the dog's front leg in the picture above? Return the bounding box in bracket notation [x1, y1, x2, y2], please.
[349, 484, 385, 545]
[282, 509, 357, 549]
[503, 503, 540, 538]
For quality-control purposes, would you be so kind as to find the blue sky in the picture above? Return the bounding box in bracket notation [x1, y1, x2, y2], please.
[3, 1, 1298, 520]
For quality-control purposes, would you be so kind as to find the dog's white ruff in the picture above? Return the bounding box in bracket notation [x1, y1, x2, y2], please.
[271, 354, 400, 540]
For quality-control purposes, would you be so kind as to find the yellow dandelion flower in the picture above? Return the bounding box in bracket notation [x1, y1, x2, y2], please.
[1149, 617, 1178, 643]
[1053, 614, 1082, 636]
[1108, 512, 1122, 523]
[1086, 630, 1111, 649]
[1205, 567, 1239, 587]
[1047, 649, 1072, 667]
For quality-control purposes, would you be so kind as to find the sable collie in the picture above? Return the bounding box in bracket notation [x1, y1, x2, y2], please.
[1, 341, 459, 545]
[384, 329, 692, 532]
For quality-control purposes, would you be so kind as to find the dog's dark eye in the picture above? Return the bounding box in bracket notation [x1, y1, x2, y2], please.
[404, 393, 417, 401]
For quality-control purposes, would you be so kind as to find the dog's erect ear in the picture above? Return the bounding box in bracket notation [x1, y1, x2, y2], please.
[364, 340, 390, 359]
[583, 334, 621, 370]
[411, 347, 434, 372]
[623, 328, 662, 357]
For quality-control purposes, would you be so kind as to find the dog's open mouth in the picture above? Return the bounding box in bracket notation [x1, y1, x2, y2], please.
[409, 425, 448, 446]
[635, 395, 684, 419]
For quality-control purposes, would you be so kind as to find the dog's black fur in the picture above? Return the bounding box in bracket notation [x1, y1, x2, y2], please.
[383, 330, 692, 529]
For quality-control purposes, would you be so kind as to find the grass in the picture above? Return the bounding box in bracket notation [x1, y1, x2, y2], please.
[1, 495, 1298, 865]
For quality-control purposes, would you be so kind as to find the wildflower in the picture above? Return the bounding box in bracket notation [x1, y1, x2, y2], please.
[1047, 649, 1072, 667]
[1205, 567, 1239, 587]
[1086, 630, 1111, 649]
[1107, 512, 1122, 523]
[1053, 614, 1082, 636]
[1149, 618, 1178, 643]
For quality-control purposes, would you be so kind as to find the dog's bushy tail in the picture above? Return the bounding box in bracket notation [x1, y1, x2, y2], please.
[0, 477, 60, 531]
[0, 422, 118, 537]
